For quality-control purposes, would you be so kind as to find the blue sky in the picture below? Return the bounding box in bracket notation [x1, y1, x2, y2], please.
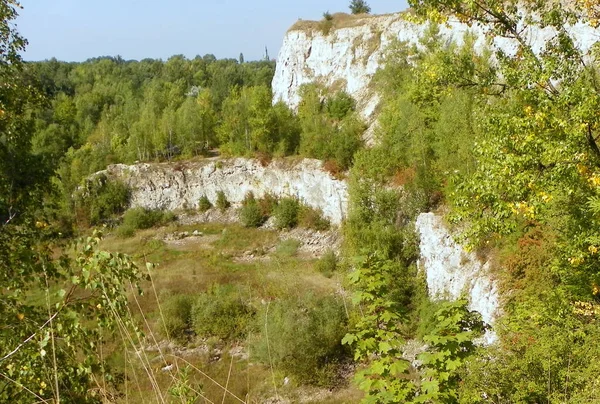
[17, 0, 409, 62]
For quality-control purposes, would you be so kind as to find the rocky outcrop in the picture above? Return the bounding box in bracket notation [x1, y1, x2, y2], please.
[102, 158, 348, 225]
[272, 12, 600, 134]
[416, 212, 500, 343]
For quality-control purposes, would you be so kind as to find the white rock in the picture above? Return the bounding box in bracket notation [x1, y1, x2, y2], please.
[415, 212, 500, 344]
[272, 13, 600, 136]
[102, 158, 348, 225]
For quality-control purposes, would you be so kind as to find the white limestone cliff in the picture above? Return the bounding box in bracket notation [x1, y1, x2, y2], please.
[101, 158, 348, 225]
[272, 12, 600, 132]
[416, 212, 500, 343]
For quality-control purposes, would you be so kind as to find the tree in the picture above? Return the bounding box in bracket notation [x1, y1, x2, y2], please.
[0, 3, 148, 402]
[349, 0, 371, 14]
[407, 0, 600, 296]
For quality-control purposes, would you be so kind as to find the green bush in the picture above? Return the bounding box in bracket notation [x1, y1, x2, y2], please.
[216, 190, 230, 212]
[192, 284, 253, 341]
[76, 174, 130, 226]
[121, 207, 176, 230]
[116, 224, 135, 239]
[251, 295, 349, 386]
[239, 192, 266, 228]
[158, 294, 194, 342]
[326, 91, 356, 120]
[198, 195, 212, 212]
[316, 250, 338, 277]
[273, 197, 300, 229]
[298, 205, 330, 231]
[275, 239, 301, 258]
[258, 193, 278, 217]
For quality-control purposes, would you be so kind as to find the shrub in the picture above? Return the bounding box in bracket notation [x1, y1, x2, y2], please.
[298, 205, 330, 231]
[258, 193, 279, 217]
[158, 294, 194, 342]
[250, 295, 349, 386]
[216, 190, 230, 212]
[239, 192, 266, 228]
[116, 224, 135, 239]
[323, 11, 333, 21]
[198, 195, 212, 212]
[122, 207, 176, 230]
[275, 239, 301, 258]
[316, 250, 338, 277]
[273, 197, 300, 229]
[326, 91, 356, 120]
[76, 174, 130, 226]
[192, 284, 253, 341]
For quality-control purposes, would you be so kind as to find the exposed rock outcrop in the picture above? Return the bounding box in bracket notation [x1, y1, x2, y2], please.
[416, 212, 500, 343]
[272, 12, 600, 138]
[102, 158, 348, 225]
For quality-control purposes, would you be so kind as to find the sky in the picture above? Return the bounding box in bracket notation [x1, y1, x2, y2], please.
[16, 0, 409, 62]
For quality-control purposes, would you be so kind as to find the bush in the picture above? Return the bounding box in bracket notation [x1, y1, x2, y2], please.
[192, 284, 253, 341]
[158, 294, 194, 342]
[239, 192, 266, 228]
[216, 190, 230, 212]
[250, 295, 349, 386]
[76, 174, 130, 226]
[298, 205, 330, 231]
[323, 11, 333, 21]
[122, 207, 176, 230]
[326, 91, 356, 120]
[198, 195, 212, 212]
[275, 239, 301, 258]
[316, 250, 338, 277]
[116, 224, 135, 239]
[258, 193, 279, 217]
[273, 197, 300, 229]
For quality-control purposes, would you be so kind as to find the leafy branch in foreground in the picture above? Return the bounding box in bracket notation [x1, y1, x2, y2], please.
[343, 254, 415, 402]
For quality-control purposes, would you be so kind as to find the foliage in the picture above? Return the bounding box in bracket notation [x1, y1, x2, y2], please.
[191, 284, 253, 341]
[298, 84, 365, 170]
[316, 250, 338, 278]
[198, 194, 212, 212]
[407, 0, 600, 297]
[239, 192, 267, 228]
[158, 293, 194, 342]
[349, 0, 371, 15]
[298, 204, 330, 231]
[251, 295, 349, 386]
[458, 297, 600, 403]
[0, 231, 147, 403]
[416, 299, 486, 402]
[121, 207, 176, 231]
[74, 174, 130, 226]
[215, 190, 230, 212]
[274, 238, 301, 258]
[342, 254, 416, 402]
[273, 197, 300, 229]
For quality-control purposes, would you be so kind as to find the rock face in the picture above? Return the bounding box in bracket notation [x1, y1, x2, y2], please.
[272, 12, 600, 130]
[416, 212, 500, 343]
[102, 158, 348, 225]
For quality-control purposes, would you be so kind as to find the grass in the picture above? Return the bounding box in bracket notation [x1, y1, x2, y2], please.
[98, 222, 357, 403]
[289, 12, 406, 33]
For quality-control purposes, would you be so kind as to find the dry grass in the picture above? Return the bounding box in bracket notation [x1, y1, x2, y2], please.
[288, 12, 406, 33]
[99, 222, 357, 403]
